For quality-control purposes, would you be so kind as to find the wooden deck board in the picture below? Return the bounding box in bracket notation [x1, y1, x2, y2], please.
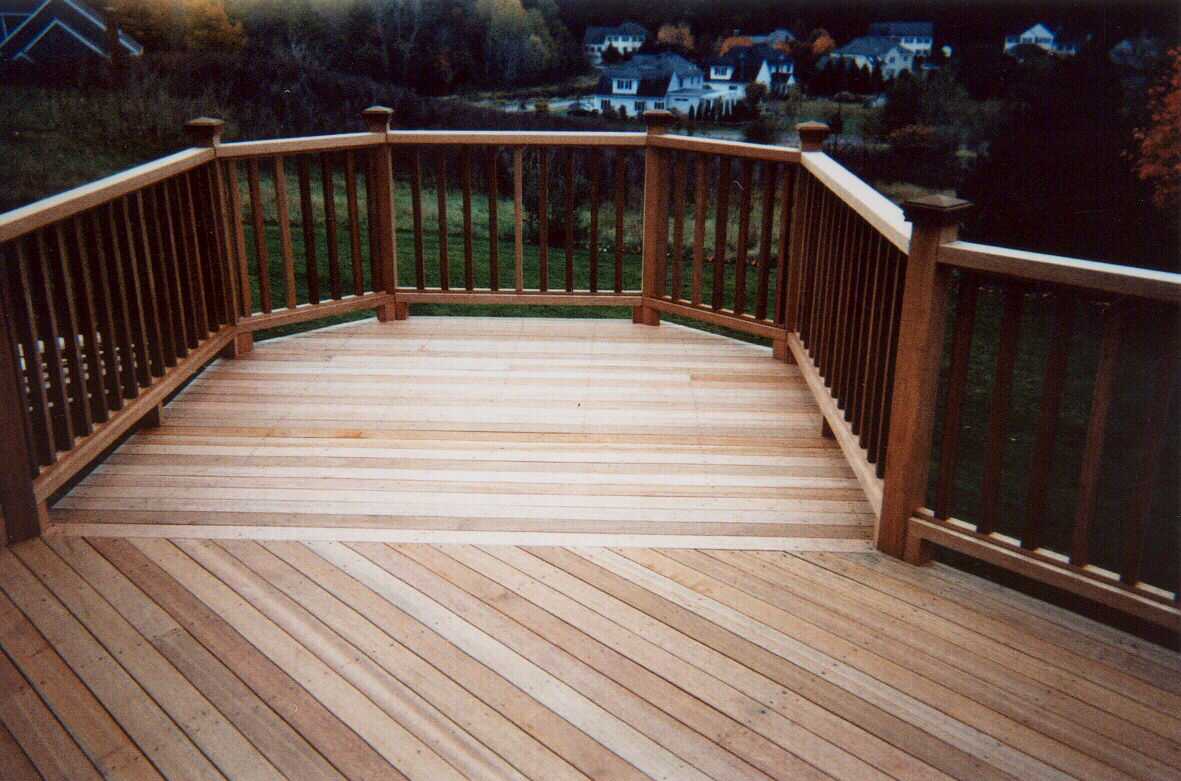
[0, 318, 1176, 780]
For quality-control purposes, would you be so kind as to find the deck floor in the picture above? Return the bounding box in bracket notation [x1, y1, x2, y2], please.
[2, 318, 1179, 780]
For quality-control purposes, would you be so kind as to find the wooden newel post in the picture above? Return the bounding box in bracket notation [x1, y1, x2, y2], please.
[637, 110, 674, 326]
[0, 291, 45, 544]
[796, 121, 831, 154]
[878, 194, 971, 561]
[185, 117, 224, 148]
[783, 122, 829, 336]
[362, 106, 404, 321]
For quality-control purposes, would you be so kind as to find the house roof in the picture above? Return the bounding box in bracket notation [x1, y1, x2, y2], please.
[748, 29, 795, 45]
[0, 0, 142, 62]
[706, 43, 792, 83]
[834, 36, 902, 58]
[867, 22, 933, 38]
[595, 53, 702, 97]
[584, 21, 648, 46]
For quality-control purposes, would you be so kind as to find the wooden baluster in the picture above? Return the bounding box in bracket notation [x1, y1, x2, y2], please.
[181, 173, 211, 337]
[0, 262, 42, 542]
[783, 165, 809, 331]
[28, 233, 74, 451]
[119, 197, 158, 382]
[154, 183, 190, 356]
[538, 148, 549, 292]
[435, 151, 449, 291]
[812, 191, 837, 363]
[48, 223, 91, 435]
[136, 189, 174, 369]
[802, 181, 829, 347]
[613, 150, 626, 294]
[344, 151, 365, 296]
[875, 250, 907, 475]
[669, 152, 687, 302]
[565, 149, 576, 293]
[246, 159, 273, 314]
[100, 205, 137, 396]
[1122, 321, 1177, 585]
[754, 161, 776, 321]
[933, 275, 979, 519]
[733, 158, 754, 316]
[487, 146, 500, 291]
[880, 195, 970, 560]
[977, 283, 1025, 535]
[1022, 294, 1075, 550]
[824, 205, 853, 388]
[364, 149, 380, 292]
[1070, 302, 1124, 567]
[512, 147, 523, 292]
[798, 174, 823, 342]
[69, 217, 110, 423]
[206, 160, 239, 327]
[7, 244, 55, 464]
[588, 149, 600, 294]
[297, 156, 320, 305]
[691, 154, 707, 307]
[321, 153, 341, 300]
[408, 148, 425, 289]
[773, 164, 794, 327]
[185, 117, 236, 327]
[856, 235, 887, 444]
[270, 157, 296, 308]
[90, 209, 130, 404]
[225, 160, 252, 316]
[837, 217, 865, 413]
[193, 168, 227, 329]
[462, 148, 474, 291]
[711, 156, 731, 311]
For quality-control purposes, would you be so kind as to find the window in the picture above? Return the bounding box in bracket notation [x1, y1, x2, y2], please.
[601, 99, 611, 111]
[654, 101, 664, 109]
[635, 100, 647, 112]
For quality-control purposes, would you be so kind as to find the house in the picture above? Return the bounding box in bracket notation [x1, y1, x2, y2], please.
[705, 43, 796, 111]
[0, 0, 142, 63]
[827, 36, 914, 81]
[747, 28, 795, 47]
[1109, 34, 1162, 70]
[583, 21, 647, 66]
[1003, 23, 1082, 57]
[866, 21, 934, 58]
[593, 52, 714, 118]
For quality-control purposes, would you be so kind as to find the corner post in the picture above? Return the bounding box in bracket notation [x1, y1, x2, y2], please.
[878, 195, 971, 561]
[783, 122, 829, 336]
[0, 292, 45, 543]
[637, 110, 674, 326]
[362, 106, 401, 322]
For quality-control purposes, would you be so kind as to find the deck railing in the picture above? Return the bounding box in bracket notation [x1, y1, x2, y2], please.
[0, 108, 1177, 630]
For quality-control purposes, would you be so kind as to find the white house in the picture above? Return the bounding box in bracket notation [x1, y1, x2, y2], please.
[704, 43, 796, 112]
[747, 29, 795, 47]
[1003, 23, 1082, 57]
[594, 53, 715, 117]
[583, 21, 648, 66]
[828, 36, 914, 81]
[866, 22, 934, 58]
[0, 0, 142, 63]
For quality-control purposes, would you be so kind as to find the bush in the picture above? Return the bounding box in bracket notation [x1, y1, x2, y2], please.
[743, 116, 780, 145]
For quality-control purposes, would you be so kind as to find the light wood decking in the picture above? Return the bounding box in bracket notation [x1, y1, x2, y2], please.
[52, 317, 874, 546]
[2, 317, 1179, 780]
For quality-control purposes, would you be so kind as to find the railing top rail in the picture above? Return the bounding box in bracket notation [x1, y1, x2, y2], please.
[0, 147, 214, 245]
[649, 134, 801, 163]
[384, 130, 647, 147]
[939, 240, 1181, 303]
[215, 131, 384, 158]
[800, 151, 912, 253]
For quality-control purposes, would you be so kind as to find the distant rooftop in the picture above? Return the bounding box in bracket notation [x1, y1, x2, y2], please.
[868, 22, 934, 38]
[584, 21, 648, 46]
[834, 36, 902, 58]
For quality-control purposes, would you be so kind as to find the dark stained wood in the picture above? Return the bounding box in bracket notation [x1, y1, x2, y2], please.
[320, 153, 341, 300]
[712, 156, 731, 311]
[691, 154, 707, 307]
[934, 275, 979, 519]
[1021, 294, 1075, 550]
[179, 172, 212, 338]
[855, 235, 887, 443]
[117, 198, 155, 385]
[462, 149, 474, 291]
[139, 189, 176, 369]
[5, 245, 55, 465]
[1070, 303, 1124, 566]
[410, 148, 425, 290]
[271, 158, 297, 310]
[68, 218, 109, 424]
[754, 162, 776, 321]
[613, 151, 626, 294]
[49, 223, 92, 436]
[207, 161, 239, 325]
[977, 283, 1025, 536]
[364, 150, 380, 293]
[344, 151, 365, 296]
[588, 149, 600, 293]
[774, 164, 794, 326]
[171, 177, 204, 343]
[435, 152, 450, 291]
[538, 149, 550, 292]
[246, 159, 273, 314]
[224, 160, 252, 317]
[0, 264, 41, 541]
[873, 249, 906, 475]
[297, 156, 320, 305]
[155, 182, 191, 356]
[670, 152, 688, 302]
[28, 232, 74, 450]
[565, 149, 575, 293]
[487, 147, 500, 291]
[837, 217, 866, 416]
[94, 208, 136, 403]
[733, 159, 754, 316]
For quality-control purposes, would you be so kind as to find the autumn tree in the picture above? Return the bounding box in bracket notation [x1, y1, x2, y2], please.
[107, 0, 244, 52]
[718, 36, 753, 56]
[809, 29, 835, 57]
[656, 22, 694, 53]
[1133, 48, 1181, 210]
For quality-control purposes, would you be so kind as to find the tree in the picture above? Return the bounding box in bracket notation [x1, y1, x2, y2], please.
[744, 82, 769, 113]
[718, 36, 753, 56]
[108, 0, 244, 52]
[1133, 48, 1181, 210]
[656, 22, 694, 53]
[809, 29, 835, 57]
[601, 43, 624, 64]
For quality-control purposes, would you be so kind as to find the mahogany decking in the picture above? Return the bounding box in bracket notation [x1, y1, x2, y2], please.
[51, 317, 875, 545]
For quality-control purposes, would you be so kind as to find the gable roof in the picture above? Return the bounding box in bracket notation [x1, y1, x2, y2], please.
[594, 52, 701, 97]
[834, 36, 903, 59]
[0, 0, 142, 62]
[584, 21, 648, 46]
[706, 43, 792, 83]
[867, 22, 933, 38]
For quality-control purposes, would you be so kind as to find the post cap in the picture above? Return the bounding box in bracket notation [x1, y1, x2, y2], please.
[184, 117, 224, 147]
[361, 106, 394, 133]
[644, 110, 676, 135]
[902, 194, 973, 227]
[796, 121, 830, 152]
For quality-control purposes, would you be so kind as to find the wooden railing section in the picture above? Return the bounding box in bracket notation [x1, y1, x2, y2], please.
[0, 110, 1177, 630]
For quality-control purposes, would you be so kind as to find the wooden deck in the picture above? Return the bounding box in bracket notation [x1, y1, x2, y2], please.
[2, 317, 1179, 780]
[51, 317, 875, 547]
